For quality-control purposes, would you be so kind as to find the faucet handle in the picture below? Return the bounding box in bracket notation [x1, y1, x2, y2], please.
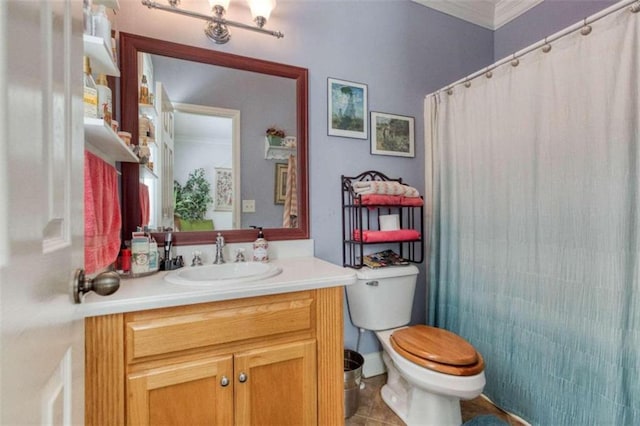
[234, 248, 246, 263]
[191, 250, 203, 267]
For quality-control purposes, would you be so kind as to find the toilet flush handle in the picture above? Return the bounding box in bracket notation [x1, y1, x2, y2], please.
[366, 280, 379, 287]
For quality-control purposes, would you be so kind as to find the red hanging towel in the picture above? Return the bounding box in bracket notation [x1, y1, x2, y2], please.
[84, 151, 121, 274]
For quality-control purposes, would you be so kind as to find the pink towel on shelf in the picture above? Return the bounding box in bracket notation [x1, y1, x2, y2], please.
[283, 154, 298, 228]
[84, 151, 121, 274]
[139, 183, 150, 226]
[353, 229, 421, 243]
[357, 194, 403, 205]
[356, 194, 425, 207]
[399, 197, 424, 207]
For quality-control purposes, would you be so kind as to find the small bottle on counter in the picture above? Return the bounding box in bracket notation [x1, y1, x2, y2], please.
[251, 226, 269, 263]
[120, 246, 131, 273]
[148, 236, 159, 271]
[131, 233, 150, 275]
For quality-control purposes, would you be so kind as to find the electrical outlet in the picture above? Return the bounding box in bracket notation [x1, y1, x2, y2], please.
[242, 199, 256, 213]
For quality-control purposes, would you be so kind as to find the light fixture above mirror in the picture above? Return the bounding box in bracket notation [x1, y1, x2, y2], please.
[141, 0, 284, 44]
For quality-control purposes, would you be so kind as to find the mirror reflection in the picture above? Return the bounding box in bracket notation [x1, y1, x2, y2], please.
[119, 32, 309, 243]
[140, 53, 297, 232]
[172, 104, 239, 231]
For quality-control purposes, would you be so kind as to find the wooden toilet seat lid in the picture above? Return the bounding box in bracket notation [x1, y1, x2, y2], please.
[390, 325, 485, 376]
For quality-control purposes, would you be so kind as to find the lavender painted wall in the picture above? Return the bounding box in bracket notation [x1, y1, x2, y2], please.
[494, 0, 618, 61]
[116, 0, 494, 353]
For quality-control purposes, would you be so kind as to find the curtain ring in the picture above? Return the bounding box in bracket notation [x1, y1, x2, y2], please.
[631, 1, 640, 13]
[485, 70, 493, 79]
[464, 80, 471, 88]
[446, 87, 453, 95]
[510, 54, 520, 67]
[542, 37, 552, 53]
[580, 18, 592, 35]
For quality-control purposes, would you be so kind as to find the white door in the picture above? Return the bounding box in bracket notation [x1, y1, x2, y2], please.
[1, 0, 85, 424]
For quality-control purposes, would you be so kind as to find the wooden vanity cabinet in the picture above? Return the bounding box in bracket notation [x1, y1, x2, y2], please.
[85, 287, 343, 425]
[128, 354, 234, 425]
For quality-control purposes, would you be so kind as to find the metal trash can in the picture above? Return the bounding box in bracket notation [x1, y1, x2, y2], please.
[344, 349, 364, 418]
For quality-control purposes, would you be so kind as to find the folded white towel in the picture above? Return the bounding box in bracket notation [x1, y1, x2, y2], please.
[353, 181, 420, 197]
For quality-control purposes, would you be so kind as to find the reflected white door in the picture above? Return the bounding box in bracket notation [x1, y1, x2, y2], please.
[1, 0, 85, 424]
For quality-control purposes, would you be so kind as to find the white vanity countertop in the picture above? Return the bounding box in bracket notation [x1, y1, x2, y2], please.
[78, 256, 356, 317]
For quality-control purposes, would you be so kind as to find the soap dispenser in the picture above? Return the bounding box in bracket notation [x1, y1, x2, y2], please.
[251, 226, 269, 263]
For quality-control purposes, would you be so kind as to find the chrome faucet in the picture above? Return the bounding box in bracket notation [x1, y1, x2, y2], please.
[213, 232, 225, 264]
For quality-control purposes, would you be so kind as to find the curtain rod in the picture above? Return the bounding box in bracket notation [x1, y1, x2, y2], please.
[427, 0, 640, 98]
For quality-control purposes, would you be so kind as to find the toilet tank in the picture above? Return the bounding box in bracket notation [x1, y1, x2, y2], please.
[346, 265, 419, 331]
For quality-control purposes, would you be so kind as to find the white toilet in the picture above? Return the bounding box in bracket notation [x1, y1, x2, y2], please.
[346, 265, 486, 426]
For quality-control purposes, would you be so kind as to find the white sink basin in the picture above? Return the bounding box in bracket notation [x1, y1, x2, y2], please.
[164, 262, 282, 286]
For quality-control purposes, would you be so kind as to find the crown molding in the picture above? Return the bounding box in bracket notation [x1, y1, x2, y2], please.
[415, 0, 495, 29]
[414, 0, 543, 30]
[494, 0, 543, 29]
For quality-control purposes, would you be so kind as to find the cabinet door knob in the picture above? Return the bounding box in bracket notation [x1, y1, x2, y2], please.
[220, 376, 230, 387]
[238, 372, 248, 383]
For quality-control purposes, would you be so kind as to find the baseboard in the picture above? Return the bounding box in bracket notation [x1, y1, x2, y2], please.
[362, 351, 386, 378]
[480, 394, 531, 426]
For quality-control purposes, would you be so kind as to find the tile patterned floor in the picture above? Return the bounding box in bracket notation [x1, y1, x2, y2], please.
[345, 374, 526, 426]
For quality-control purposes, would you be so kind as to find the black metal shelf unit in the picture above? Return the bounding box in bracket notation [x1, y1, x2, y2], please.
[342, 171, 424, 269]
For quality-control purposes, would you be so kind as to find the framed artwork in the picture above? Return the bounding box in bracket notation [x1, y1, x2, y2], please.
[328, 77, 368, 139]
[274, 163, 288, 204]
[370, 111, 415, 158]
[214, 168, 233, 211]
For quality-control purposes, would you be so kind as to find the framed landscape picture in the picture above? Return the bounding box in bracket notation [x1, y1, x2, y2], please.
[370, 111, 415, 158]
[328, 77, 368, 139]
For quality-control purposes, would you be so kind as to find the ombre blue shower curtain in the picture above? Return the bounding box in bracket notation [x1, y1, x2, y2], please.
[425, 6, 639, 425]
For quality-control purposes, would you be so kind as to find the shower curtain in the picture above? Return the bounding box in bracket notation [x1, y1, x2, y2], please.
[426, 6, 639, 425]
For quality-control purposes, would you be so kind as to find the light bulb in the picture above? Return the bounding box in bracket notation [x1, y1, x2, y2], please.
[248, 0, 275, 22]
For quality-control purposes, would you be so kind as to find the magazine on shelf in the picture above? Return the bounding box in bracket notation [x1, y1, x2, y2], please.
[362, 249, 410, 268]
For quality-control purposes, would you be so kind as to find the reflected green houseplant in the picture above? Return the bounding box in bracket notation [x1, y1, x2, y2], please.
[174, 168, 213, 221]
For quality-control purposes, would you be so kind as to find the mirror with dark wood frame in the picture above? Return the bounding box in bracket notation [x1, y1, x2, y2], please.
[119, 32, 308, 244]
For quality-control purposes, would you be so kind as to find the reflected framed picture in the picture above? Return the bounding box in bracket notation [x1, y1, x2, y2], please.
[215, 168, 233, 211]
[274, 163, 288, 205]
[370, 111, 415, 158]
[328, 77, 368, 139]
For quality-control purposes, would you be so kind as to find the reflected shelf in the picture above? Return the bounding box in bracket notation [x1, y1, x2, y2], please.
[140, 165, 158, 180]
[139, 103, 158, 120]
[264, 138, 296, 160]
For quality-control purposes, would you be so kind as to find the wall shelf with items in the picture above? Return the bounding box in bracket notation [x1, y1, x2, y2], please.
[264, 137, 296, 160]
[84, 117, 138, 165]
[83, 34, 119, 77]
[342, 170, 424, 269]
